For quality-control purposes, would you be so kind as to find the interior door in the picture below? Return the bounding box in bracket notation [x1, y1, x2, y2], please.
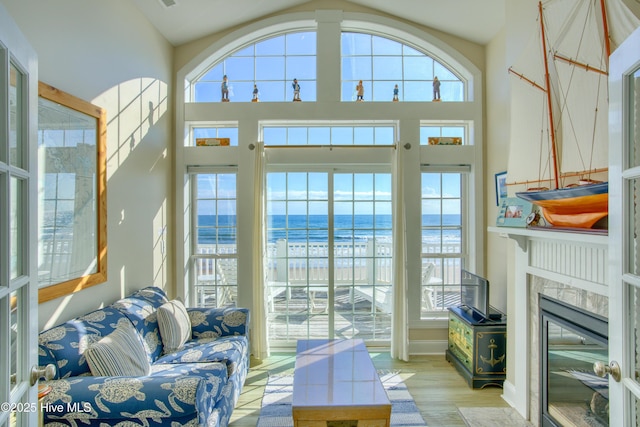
[609, 26, 640, 426]
[0, 6, 39, 427]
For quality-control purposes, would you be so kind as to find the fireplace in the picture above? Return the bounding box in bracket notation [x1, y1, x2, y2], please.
[539, 295, 608, 426]
[489, 226, 609, 425]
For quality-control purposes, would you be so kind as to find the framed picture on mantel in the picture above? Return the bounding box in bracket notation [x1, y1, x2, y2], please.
[496, 197, 533, 228]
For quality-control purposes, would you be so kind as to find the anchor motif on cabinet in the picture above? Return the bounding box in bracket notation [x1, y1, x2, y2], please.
[480, 338, 505, 367]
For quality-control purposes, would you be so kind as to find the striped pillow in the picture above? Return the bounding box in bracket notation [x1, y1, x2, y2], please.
[85, 323, 150, 377]
[157, 299, 192, 354]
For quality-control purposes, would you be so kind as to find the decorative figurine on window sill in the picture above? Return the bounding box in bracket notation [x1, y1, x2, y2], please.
[292, 78, 301, 102]
[252, 84, 259, 102]
[432, 76, 441, 102]
[221, 75, 230, 102]
[356, 80, 364, 102]
[393, 84, 399, 102]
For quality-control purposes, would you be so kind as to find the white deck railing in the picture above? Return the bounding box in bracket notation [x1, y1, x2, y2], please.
[269, 239, 392, 284]
[194, 239, 461, 285]
[193, 239, 461, 311]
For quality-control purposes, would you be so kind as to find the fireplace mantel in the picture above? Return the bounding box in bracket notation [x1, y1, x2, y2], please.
[488, 226, 609, 423]
[488, 226, 608, 296]
[488, 226, 608, 250]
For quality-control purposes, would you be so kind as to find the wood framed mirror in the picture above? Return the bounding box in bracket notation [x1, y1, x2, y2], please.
[37, 82, 107, 303]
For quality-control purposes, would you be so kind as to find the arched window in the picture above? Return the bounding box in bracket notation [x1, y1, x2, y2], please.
[193, 31, 317, 102]
[190, 30, 464, 104]
[341, 32, 463, 102]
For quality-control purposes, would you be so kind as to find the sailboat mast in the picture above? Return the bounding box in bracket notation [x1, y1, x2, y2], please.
[600, 0, 611, 58]
[539, 1, 560, 190]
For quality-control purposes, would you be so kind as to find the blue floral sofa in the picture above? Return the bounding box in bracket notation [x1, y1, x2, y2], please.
[37, 287, 250, 427]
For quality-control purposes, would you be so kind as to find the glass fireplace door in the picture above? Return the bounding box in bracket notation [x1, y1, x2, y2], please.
[540, 296, 609, 426]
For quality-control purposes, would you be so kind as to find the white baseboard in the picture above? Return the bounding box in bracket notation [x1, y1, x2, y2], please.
[501, 380, 516, 406]
[409, 339, 448, 355]
[502, 380, 530, 420]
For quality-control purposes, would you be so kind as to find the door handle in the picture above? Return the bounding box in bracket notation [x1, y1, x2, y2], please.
[30, 364, 56, 386]
[593, 360, 621, 382]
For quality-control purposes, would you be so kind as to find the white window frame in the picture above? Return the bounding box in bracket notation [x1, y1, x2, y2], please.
[340, 31, 465, 102]
[419, 167, 470, 318]
[261, 120, 397, 146]
[420, 121, 472, 146]
[189, 30, 319, 103]
[188, 167, 239, 309]
[186, 122, 239, 147]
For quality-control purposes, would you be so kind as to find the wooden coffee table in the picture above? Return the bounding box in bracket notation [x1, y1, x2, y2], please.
[292, 339, 391, 427]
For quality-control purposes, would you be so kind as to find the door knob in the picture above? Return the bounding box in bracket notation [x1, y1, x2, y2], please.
[30, 364, 56, 386]
[593, 360, 621, 382]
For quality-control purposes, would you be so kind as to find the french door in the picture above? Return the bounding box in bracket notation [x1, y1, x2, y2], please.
[609, 26, 640, 426]
[0, 6, 39, 427]
[266, 170, 392, 345]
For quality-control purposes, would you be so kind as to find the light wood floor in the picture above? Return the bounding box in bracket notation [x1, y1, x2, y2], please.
[229, 352, 509, 427]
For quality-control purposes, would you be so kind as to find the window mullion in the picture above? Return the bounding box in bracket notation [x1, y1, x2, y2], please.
[328, 170, 335, 338]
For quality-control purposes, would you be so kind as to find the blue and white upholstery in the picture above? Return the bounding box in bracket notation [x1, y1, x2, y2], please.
[38, 287, 250, 427]
[157, 299, 192, 354]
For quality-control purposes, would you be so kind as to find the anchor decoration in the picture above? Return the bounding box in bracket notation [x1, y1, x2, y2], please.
[480, 339, 505, 367]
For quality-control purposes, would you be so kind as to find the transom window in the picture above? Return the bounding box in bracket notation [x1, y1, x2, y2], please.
[263, 125, 395, 145]
[420, 124, 467, 145]
[190, 125, 238, 147]
[193, 32, 317, 102]
[341, 32, 463, 102]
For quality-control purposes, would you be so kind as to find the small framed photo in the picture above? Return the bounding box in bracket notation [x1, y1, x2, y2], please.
[495, 171, 507, 206]
[496, 197, 533, 227]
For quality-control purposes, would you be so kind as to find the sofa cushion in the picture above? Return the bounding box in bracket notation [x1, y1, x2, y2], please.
[85, 323, 151, 377]
[157, 299, 192, 354]
[112, 287, 169, 362]
[188, 307, 249, 339]
[38, 307, 130, 378]
[42, 362, 229, 424]
[155, 335, 248, 377]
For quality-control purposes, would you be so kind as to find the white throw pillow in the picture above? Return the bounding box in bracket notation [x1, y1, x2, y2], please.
[85, 323, 151, 377]
[157, 299, 192, 354]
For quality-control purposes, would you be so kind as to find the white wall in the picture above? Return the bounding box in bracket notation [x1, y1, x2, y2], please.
[485, 25, 509, 313]
[0, 0, 174, 330]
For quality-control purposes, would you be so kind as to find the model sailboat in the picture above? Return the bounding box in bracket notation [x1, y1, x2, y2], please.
[508, 0, 611, 229]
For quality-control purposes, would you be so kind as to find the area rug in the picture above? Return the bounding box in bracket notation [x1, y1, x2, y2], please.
[457, 407, 533, 427]
[257, 371, 427, 427]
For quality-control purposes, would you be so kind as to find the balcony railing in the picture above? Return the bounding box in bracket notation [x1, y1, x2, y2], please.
[192, 239, 461, 313]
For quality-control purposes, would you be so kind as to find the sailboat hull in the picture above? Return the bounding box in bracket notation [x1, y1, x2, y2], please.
[516, 182, 608, 228]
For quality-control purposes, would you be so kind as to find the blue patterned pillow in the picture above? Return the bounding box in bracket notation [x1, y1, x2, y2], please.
[85, 323, 150, 377]
[157, 299, 192, 354]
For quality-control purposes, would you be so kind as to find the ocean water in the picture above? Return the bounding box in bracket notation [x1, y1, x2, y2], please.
[198, 214, 461, 244]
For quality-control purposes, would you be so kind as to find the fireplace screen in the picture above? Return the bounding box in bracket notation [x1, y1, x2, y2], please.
[540, 295, 609, 427]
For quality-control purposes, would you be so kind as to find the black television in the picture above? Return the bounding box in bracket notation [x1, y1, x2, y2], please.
[460, 269, 491, 321]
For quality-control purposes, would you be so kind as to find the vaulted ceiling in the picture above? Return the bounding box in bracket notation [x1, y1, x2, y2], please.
[130, 0, 506, 46]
